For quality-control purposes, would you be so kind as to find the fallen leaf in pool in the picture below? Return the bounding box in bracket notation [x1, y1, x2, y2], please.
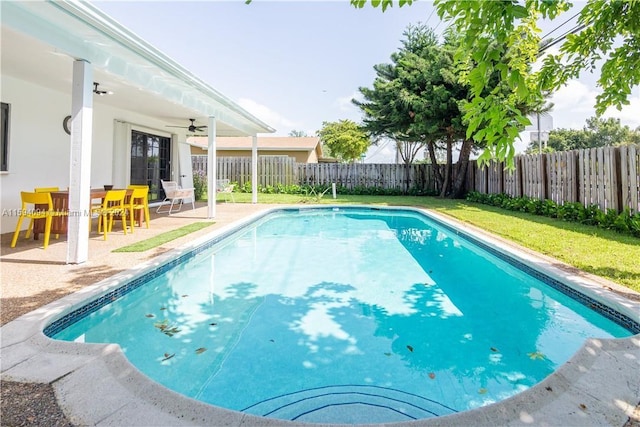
[182, 294, 189, 298]
[527, 351, 545, 360]
[154, 320, 181, 337]
[478, 388, 487, 394]
[384, 352, 391, 356]
[579, 404, 587, 410]
[428, 372, 436, 379]
[490, 347, 498, 352]
[160, 307, 167, 311]
[407, 345, 414, 352]
[209, 323, 217, 326]
[195, 347, 207, 354]
[145, 314, 155, 318]
[162, 353, 175, 361]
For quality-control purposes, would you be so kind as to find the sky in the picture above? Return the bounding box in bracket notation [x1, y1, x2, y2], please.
[94, 0, 639, 162]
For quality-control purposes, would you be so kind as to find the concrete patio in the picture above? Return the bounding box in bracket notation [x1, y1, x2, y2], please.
[1, 202, 639, 426]
[0, 201, 276, 325]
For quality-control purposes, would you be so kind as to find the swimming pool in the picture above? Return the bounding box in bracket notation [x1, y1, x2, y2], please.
[44, 207, 638, 424]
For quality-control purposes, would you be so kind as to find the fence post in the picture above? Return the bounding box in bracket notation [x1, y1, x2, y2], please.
[540, 153, 548, 200]
[612, 146, 622, 212]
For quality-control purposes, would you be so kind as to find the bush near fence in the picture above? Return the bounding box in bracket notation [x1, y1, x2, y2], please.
[193, 144, 639, 213]
[469, 145, 639, 214]
[193, 155, 441, 195]
[466, 191, 640, 238]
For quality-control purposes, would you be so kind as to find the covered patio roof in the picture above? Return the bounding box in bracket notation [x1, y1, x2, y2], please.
[1, 0, 273, 264]
[1, 0, 275, 136]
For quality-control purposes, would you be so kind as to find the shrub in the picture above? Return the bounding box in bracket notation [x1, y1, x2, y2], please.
[630, 213, 640, 237]
[465, 192, 639, 238]
[192, 170, 207, 200]
[557, 202, 583, 222]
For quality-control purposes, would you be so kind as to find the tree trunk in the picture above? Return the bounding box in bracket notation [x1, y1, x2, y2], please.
[426, 140, 444, 194]
[439, 134, 453, 197]
[449, 138, 474, 199]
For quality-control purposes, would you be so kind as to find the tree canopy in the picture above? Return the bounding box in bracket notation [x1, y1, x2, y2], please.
[528, 116, 640, 153]
[351, 0, 640, 166]
[354, 24, 474, 197]
[316, 120, 370, 162]
[288, 130, 308, 137]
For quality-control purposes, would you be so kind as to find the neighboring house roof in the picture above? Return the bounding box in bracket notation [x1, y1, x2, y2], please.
[188, 136, 323, 156]
[1, 1, 275, 136]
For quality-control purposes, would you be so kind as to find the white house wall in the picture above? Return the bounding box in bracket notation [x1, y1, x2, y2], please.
[1, 75, 187, 234]
[1, 76, 73, 233]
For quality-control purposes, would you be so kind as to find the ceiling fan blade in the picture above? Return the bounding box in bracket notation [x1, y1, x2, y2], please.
[166, 125, 188, 128]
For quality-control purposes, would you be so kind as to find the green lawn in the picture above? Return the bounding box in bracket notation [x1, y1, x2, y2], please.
[214, 192, 640, 292]
[113, 222, 215, 252]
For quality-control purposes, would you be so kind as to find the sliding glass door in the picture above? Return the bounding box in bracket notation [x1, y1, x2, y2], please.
[130, 130, 171, 202]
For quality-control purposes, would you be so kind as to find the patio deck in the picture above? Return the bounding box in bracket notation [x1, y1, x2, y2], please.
[0, 201, 276, 325]
[1, 202, 638, 426]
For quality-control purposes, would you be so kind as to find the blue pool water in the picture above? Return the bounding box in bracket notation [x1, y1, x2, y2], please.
[50, 207, 634, 424]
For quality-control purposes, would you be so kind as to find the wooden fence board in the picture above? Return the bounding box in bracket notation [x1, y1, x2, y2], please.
[620, 145, 640, 213]
[192, 145, 639, 213]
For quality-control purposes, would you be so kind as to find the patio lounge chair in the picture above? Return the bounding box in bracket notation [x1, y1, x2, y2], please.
[157, 180, 195, 214]
[217, 179, 235, 203]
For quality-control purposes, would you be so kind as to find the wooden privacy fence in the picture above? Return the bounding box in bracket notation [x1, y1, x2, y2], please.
[297, 162, 438, 193]
[471, 145, 640, 213]
[192, 144, 639, 213]
[193, 155, 297, 188]
[193, 155, 439, 193]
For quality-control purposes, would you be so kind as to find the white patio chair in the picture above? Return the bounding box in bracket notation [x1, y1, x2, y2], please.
[216, 179, 235, 203]
[157, 179, 195, 214]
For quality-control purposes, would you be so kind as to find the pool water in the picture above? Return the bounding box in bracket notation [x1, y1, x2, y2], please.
[52, 208, 633, 424]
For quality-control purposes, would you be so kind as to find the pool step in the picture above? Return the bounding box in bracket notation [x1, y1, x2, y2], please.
[242, 384, 457, 424]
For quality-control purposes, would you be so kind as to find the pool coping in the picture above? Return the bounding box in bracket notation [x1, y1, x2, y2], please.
[1, 205, 639, 426]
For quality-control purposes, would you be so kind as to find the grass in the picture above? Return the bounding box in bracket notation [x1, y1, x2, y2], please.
[113, 222, 215, 252]
[213, 192, 640, 292]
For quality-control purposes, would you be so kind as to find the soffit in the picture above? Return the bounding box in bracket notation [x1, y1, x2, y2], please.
[0, 1, 275, 137]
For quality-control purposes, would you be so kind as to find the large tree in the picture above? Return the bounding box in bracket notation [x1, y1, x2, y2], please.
[528, 116, 640, 153]
[351, 0, 640, 167]
[316, 120, 370, 162]
[288, 130, 308, 137]
[355, 25, 476, 198]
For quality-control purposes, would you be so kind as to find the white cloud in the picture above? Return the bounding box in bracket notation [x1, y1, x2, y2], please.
[548, 81, 640, 130]
[602, 88, 640, 128]
[336, 91, 361, 113]
[548, 80, 599, 129]
[364, 139, 397, 164]
[236, 97, 299, 135]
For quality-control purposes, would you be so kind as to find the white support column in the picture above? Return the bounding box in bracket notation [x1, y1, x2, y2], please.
[252, 135, 258, 204]
[207, 116, 217, 218]
[67, 60, 93, 264]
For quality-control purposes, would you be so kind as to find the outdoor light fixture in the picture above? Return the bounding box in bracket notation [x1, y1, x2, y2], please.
[93, 82, 113, 96]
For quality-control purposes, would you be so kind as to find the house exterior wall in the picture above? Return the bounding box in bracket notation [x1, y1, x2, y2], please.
[0, 76, 186, 233]
[191, 146, 207, 156]
[190, 146, 312, 163]
[216, 149, 314, 163]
